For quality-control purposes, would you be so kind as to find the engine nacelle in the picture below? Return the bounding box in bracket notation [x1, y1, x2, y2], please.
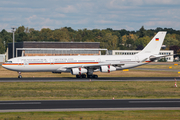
[71, 68, 87, 75]
[100, 65, 116, 73]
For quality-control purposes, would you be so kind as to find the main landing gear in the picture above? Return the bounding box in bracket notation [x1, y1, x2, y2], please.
[76, 74, 86, 78]
[18, 72, 22, 79]
[76, 74, 98, 78]
[87, 74, 98, 78]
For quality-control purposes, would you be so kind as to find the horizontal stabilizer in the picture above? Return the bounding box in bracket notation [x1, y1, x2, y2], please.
[149, 54, 174, 61]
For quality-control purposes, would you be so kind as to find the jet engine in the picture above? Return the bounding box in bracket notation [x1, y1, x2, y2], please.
[100, 65, 116, 73]
[71, 68, 87, 75]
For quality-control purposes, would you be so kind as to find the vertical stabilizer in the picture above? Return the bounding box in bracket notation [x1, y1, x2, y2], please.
[137, 31, 167, 55]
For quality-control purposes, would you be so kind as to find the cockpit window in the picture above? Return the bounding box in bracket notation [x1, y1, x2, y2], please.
[6, 61, 12, 63]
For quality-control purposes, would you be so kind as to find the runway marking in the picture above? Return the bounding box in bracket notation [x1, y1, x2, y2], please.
[129, 101, 180, 103]
[0, 102, 41, 105]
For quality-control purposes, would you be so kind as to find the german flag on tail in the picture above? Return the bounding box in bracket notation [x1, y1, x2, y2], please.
[155, 38, 159, 41]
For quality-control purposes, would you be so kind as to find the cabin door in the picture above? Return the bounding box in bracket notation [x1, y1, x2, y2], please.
[135, 56, 139, 62]
[18, 59, 23, 66]
[50, 58, 54, 65]
[23, 60, 29, 66]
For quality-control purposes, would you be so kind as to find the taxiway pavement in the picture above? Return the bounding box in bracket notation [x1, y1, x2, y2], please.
[0, 99, 180, 112]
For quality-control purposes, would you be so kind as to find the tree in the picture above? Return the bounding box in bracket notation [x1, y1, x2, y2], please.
[121, 35, 128, 45]
[39, 28, 53, 41]
[3, 34, 12, 49]
[16, 26, 25, 34]
[136, 45, 144, 50]
[53, 28, 70, 42]
[0, 38, 5, 53]
[16, 32, 28, 42]
[1, 29, 8, 36]
[29, 28, 35, 33]
[101, 33, 118, 50]
[119, 29, 129, 36]
[135, 36, 151, 49]
[169, 45, 180, 54]
[64, 27, 74, 32]
[126, 39, 135, 49]
[164, 34, 179, 48]
[139, 26, 146, 38]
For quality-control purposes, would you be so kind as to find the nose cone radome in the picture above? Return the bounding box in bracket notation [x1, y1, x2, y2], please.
[2, 63, 11, 70]
[2, 63, 5, 68]
[2, 63, 7, 69]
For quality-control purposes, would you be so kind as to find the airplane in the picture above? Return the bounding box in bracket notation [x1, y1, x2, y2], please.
[2, 31, 167, 79]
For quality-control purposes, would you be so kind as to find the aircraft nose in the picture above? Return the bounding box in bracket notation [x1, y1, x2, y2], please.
[2, 63, 6, 68]
[2, 63, 9, 69]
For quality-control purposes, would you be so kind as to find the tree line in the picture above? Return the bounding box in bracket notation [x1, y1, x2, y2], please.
[0, 26, 180, 55]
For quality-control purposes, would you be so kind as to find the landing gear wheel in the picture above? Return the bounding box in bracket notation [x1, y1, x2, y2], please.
[93, 75, 98, 78]
[87, 75, 98, 79]
[87, 75, 93, 78]
[18, 72, 22, 79]
[82, 74, 86, 78]
[76, 75, 80, 78]
[76, 74, 86, 78]
[76, 75, 82, 78]
[18, 75, 22, 79]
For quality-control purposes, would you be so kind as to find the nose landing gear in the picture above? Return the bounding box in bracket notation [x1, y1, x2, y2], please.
[18, 72, 22, 79]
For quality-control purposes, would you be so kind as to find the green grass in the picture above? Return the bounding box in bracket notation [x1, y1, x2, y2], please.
[0, 111, 180, 120]
[0, 81, 179, 100]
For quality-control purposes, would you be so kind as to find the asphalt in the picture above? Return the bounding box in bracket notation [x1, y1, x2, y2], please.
[0, 99, 180, 112]
[0, 77, 179, 82]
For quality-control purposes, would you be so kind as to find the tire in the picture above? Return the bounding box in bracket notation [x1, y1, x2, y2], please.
[87, 75, 93, 78]
[76, 75, 80, 78]
[82, 74, 86, 78]
[18, 75, 22, 79]
[76, 75, 82, 78]
[93, 75, 98, 78]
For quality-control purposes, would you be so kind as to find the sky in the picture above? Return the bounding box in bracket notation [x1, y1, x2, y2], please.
[0, 0, 180, 32]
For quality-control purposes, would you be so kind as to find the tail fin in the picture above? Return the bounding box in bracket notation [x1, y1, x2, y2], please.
[137, 31, 167, 55]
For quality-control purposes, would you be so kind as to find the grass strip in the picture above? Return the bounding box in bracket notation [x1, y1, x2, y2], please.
[0, 81, 179, 100]
[0, 110, 180, 120]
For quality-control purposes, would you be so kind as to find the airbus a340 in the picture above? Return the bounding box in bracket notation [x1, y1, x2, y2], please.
[2, 31, 167, 78]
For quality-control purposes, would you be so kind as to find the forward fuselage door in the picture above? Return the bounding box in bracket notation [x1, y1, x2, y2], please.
[23, 59, 29, 66]
[18, 59, 23, 66]
[50, 58, 54, 65]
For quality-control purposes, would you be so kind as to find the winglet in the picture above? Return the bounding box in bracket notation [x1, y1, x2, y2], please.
[137, 31, 167, 55]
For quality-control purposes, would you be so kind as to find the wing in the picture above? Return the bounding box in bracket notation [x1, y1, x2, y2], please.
[56, 62, 124, 70]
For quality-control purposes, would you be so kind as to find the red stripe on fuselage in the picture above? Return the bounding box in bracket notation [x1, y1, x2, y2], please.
[2, 62, 99, 66]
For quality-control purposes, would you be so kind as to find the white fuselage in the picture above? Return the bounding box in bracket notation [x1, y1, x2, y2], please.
[2, 54, 149, 72]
